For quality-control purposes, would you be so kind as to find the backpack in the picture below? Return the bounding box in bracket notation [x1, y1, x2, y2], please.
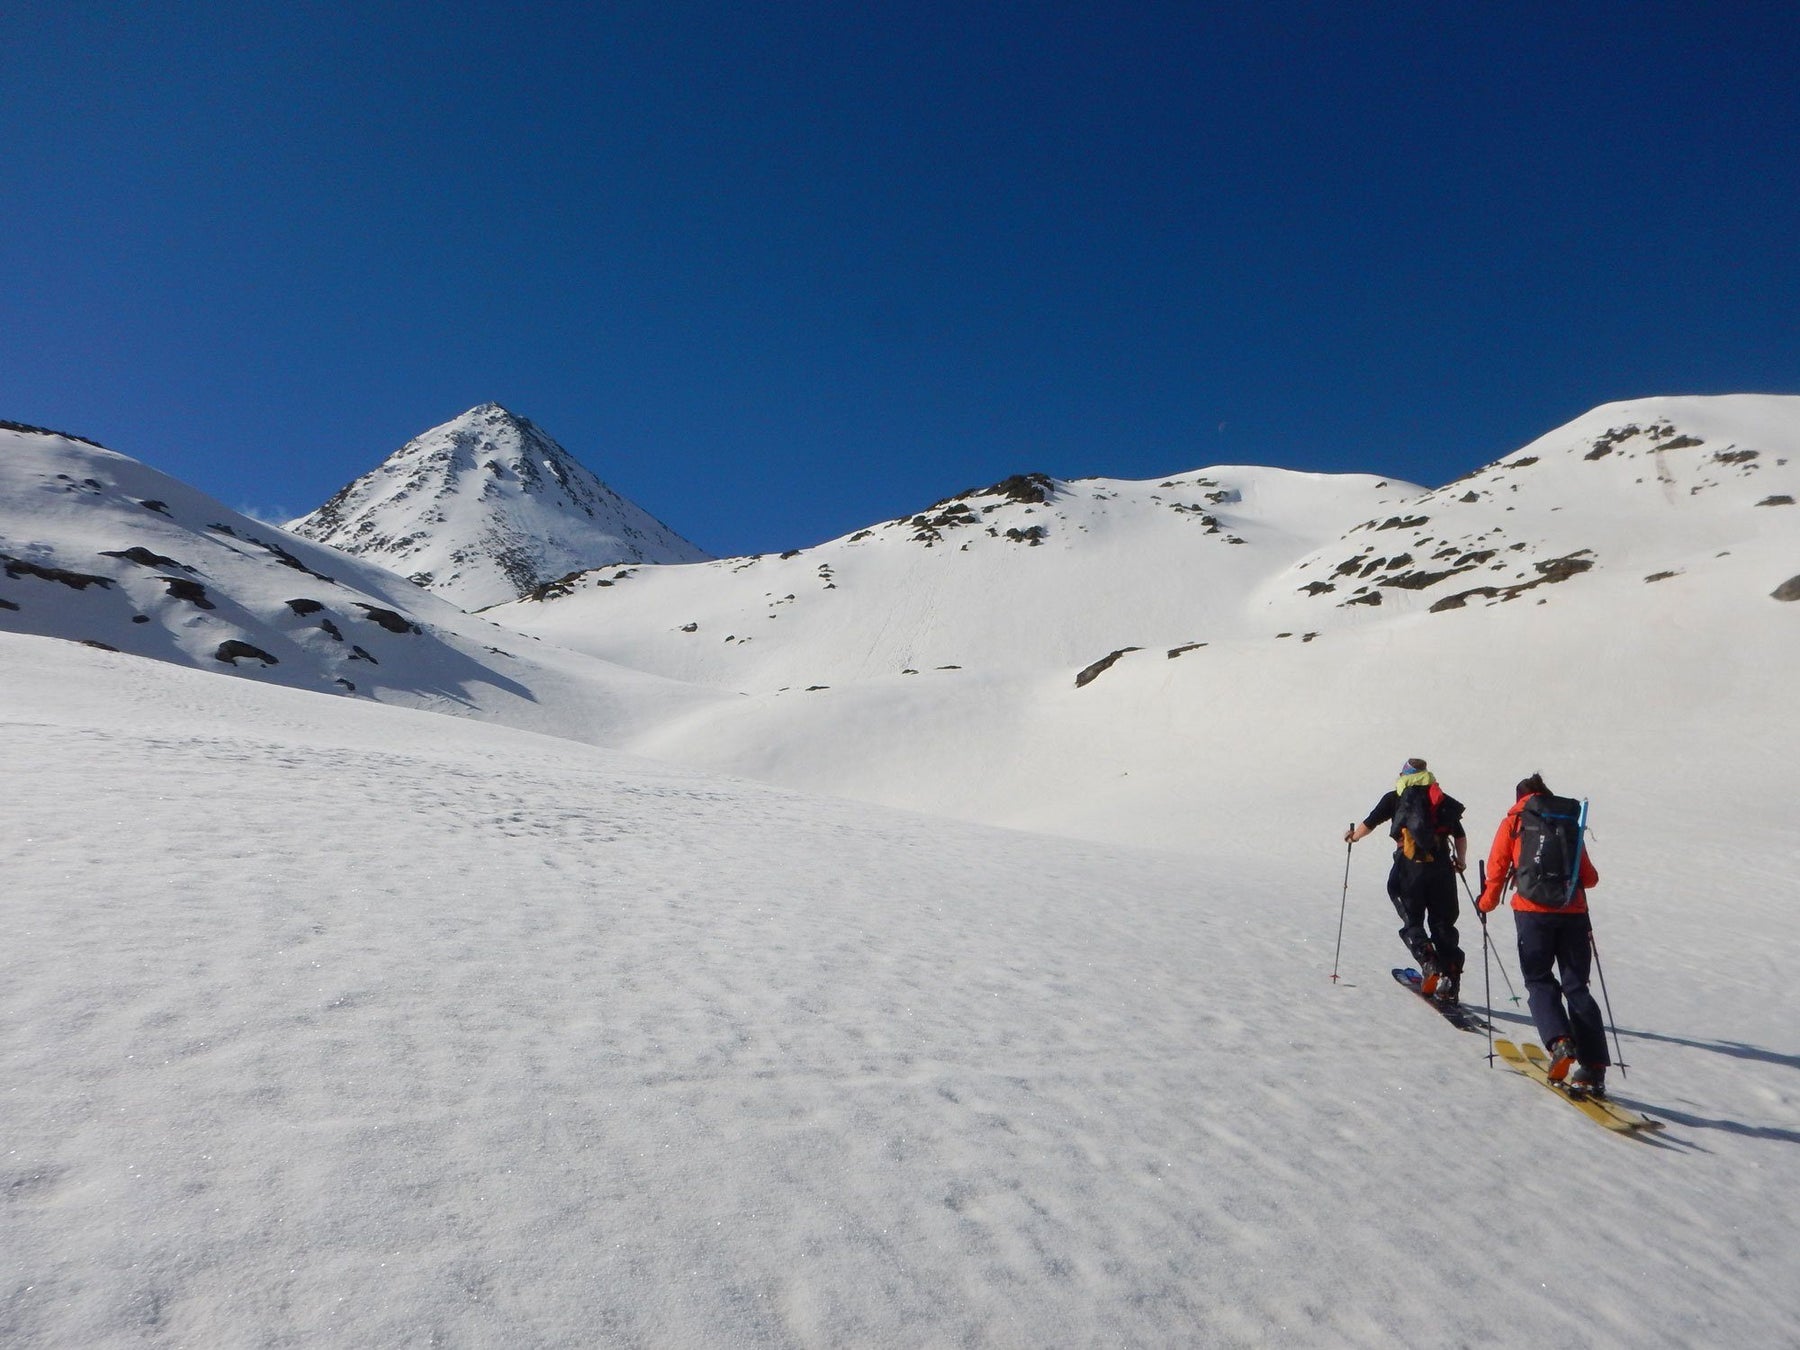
[1392, 783, 1452, 862]
[1513, 795, 1587, 906]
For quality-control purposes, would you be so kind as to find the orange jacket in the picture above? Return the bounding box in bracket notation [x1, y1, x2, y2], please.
[1476, 794, 1599, 914]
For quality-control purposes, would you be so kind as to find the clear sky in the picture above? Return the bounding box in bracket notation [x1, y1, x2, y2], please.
[5, 2, 1797, 557]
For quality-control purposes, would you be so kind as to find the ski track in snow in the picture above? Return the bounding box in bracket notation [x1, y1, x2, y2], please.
[5, 641, 1800, 1348]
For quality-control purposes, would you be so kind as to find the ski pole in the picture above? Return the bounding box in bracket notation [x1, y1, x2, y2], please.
[1479, 914, 1496, 1065]
[1589, 929, 1629, 1079]
[1460, 867, 1520, 1006]
[1477, 867, 1495, 1064]
[1331, 828, 1353, 983]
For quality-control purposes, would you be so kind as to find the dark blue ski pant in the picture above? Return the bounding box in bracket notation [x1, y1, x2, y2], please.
[1515, 910, 1608, 1066]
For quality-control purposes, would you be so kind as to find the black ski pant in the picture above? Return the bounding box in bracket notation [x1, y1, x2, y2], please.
[1515, 910, 1608, 1066]
[1387, 857, 1462, 977]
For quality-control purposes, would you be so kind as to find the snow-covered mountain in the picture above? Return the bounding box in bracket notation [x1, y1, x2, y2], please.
[10, 393, 1796, 844]
[288, 403, 711, 610]
[1265, 393, 1800, 623]
[479, 394, 1799, 853]
[0, 420, 723, 744]
[490, 465, 1426, 691]
[493, 396, 1800, 702]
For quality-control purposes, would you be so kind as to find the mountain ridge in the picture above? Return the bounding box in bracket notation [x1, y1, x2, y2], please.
[490, 394, 1799, 697]
[0, 421, 724, 744]
[492, 460, 1424, 690]
[6, 393, 1796, 772]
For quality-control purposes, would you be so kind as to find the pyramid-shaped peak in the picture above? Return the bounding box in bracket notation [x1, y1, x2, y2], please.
[450, 401, 529, 427]
[412, 403, 562, 458]
[289, 409, 710, 610]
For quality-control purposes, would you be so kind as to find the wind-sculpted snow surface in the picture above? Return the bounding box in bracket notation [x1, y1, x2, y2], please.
[289, 403, 711, 610]
[5, 635, 1800, 1347]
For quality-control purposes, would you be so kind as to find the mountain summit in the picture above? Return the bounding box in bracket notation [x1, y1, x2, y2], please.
[289, 404, 710, 609]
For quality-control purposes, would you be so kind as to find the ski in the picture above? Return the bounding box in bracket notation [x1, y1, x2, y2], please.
[1493, 1039, 1664, 1134]
[1391, 967, 1490, 1033]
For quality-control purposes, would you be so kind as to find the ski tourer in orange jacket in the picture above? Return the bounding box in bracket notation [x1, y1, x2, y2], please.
[1476, 788, 1599, 914]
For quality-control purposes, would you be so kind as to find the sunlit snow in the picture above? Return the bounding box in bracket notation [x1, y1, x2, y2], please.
[3, 397, 1798, 1346]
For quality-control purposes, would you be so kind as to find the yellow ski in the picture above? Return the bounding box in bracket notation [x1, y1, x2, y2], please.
[1493, 1040, 1664, 1134]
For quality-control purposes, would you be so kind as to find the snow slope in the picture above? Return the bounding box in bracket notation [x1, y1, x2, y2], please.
[1265, 393, 1800, 624]
[0, 421, 725, 746]
[469, 396, 1800, 870]
[495, 396, 1800, 705]
[289, 404, 711, 611]
[5, 632, 1800, 1348]
[625, 452, 1800, 856]
[492, 466, 1424, 692]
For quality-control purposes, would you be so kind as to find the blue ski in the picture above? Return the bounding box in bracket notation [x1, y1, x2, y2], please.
[1392, 967, 1490, 1033]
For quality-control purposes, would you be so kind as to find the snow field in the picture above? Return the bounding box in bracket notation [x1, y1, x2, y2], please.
[5, 636, 1800, 1347]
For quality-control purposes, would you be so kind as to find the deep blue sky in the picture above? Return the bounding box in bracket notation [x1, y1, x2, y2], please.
[5, 2, 1797, 556]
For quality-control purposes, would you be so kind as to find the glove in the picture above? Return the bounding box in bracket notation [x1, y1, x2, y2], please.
[1476, 892, 1499, 914]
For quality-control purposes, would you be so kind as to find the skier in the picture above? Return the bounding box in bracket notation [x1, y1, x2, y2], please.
[1344, 758, 1469, 1001]
[1477, 774, 1607, 1094]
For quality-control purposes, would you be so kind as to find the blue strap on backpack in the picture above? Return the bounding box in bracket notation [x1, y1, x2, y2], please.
[1514, 794, 1587, 907]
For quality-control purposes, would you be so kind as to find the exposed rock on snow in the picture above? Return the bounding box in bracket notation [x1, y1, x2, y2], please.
[160, 577, 215, 608]
[0, 417, 106, 448]
[288, 403, 710, 609]
[1075, 646, 1141, 687]
[3, 553, 112, 590]
[1277, 395, 1800, 621]
[215, 638, 277, 666]
[100, 545, 191, 570]
[353, 604, 422, 634]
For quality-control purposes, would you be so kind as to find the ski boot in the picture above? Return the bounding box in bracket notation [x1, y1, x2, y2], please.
[1545, 1037, 1577, 1082]
[1567, 1063, 1607, 1098]
[1418, 956, 1441, 997]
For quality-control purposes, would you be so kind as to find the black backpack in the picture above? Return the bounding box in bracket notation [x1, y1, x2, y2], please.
[1513, 795, 1586, 906]
[1392, 784, 1442, 862]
